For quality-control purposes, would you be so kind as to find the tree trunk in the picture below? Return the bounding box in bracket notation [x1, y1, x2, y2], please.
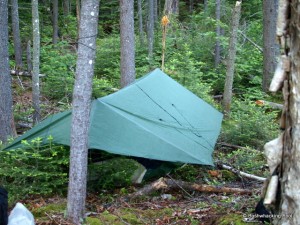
[262, 0, 279, 92]
[52, 0, 59, 44]
[164, 0, 179, 16]
[137, 0, 144, 46]
[0, 0, 14, 143]
[27, 40, 32, 72]
[76, 0, 81, 41]
[189, 0, 194, 13]
[268, 0, 300, 224]
[215, 0, 221, 68]
[222, 1, 242, 117]
[158, 0, 161, 18]
[153, 0, 158, 26]
[32, 0, 41, 124]
[147, 0, 154, 65]
[120, 0, 135, 88]
[11, 0, 23, 69]
[204, 0, 208, 13]
[63, 0, 70, 16]
[67, 0, 99, 223]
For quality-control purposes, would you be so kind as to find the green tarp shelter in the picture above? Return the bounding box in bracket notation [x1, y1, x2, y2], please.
[3, 69, 223, 166]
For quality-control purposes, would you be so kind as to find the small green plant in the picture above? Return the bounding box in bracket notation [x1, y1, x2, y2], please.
[221, 99, 279, 150]
[172, 164, 199, 182]
[217, 147, 267, 176]
[40, 42, 76, 100]
[92, 77, 117, 98]
[87, 157, 138, 191]
[0, 136, 69, 204]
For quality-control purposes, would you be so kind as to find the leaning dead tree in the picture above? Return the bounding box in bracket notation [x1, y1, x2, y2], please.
[263, 0, 300, 224]
[222, 1, 241, 117]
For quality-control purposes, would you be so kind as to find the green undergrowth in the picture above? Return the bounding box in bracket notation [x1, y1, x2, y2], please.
[215, 214, 257, 225]
[87, 157, 139, 191]
[32, 202, 66, 219]
[0, 137, 69, 205]
[220, 99, 279, 150]
[216, 147, 268, 177]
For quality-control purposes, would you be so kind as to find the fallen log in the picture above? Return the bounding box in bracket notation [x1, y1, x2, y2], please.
[131, 177, 252, 198]
[11, 69, 46, 77]
[220, 164, 266, 182]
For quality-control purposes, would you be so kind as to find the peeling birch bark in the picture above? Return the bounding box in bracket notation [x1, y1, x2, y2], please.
[264, 175, 279, 205]
[264, 133, 283, 174]
[266, 0, 300, 224]
[269, 55, 290, 92]
[276, 0, 289, 37]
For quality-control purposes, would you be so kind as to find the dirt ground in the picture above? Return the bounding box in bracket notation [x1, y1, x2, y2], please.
[18, 178, 264, 225]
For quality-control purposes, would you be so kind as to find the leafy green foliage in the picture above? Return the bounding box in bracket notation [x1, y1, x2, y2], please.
[94, 36, 121, 86]
[40, 42, 76, 100]
[0, 137, 69, 204]
[172, 164, 199, 182]
[217, 147, 268, 177]
[87, 158, 138, 191]
[221, 100, 279, 150]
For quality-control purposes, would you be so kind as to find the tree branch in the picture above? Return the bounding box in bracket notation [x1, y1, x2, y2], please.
[10, 69, 45, 77]
[220, 164, 266, 182]
[238, 30, 263, 53]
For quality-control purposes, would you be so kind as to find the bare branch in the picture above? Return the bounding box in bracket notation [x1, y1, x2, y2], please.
[238, 30, 263, 53]
[220, 164, 266, 182]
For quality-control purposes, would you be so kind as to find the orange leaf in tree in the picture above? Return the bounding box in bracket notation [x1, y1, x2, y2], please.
[161, 15, 169, 26]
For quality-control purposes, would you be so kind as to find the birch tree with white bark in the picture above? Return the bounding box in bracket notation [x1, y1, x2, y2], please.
[264, 0, 300, 224]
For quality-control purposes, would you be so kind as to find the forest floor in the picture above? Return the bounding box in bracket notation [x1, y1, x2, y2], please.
[19, 178, 263, 225]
